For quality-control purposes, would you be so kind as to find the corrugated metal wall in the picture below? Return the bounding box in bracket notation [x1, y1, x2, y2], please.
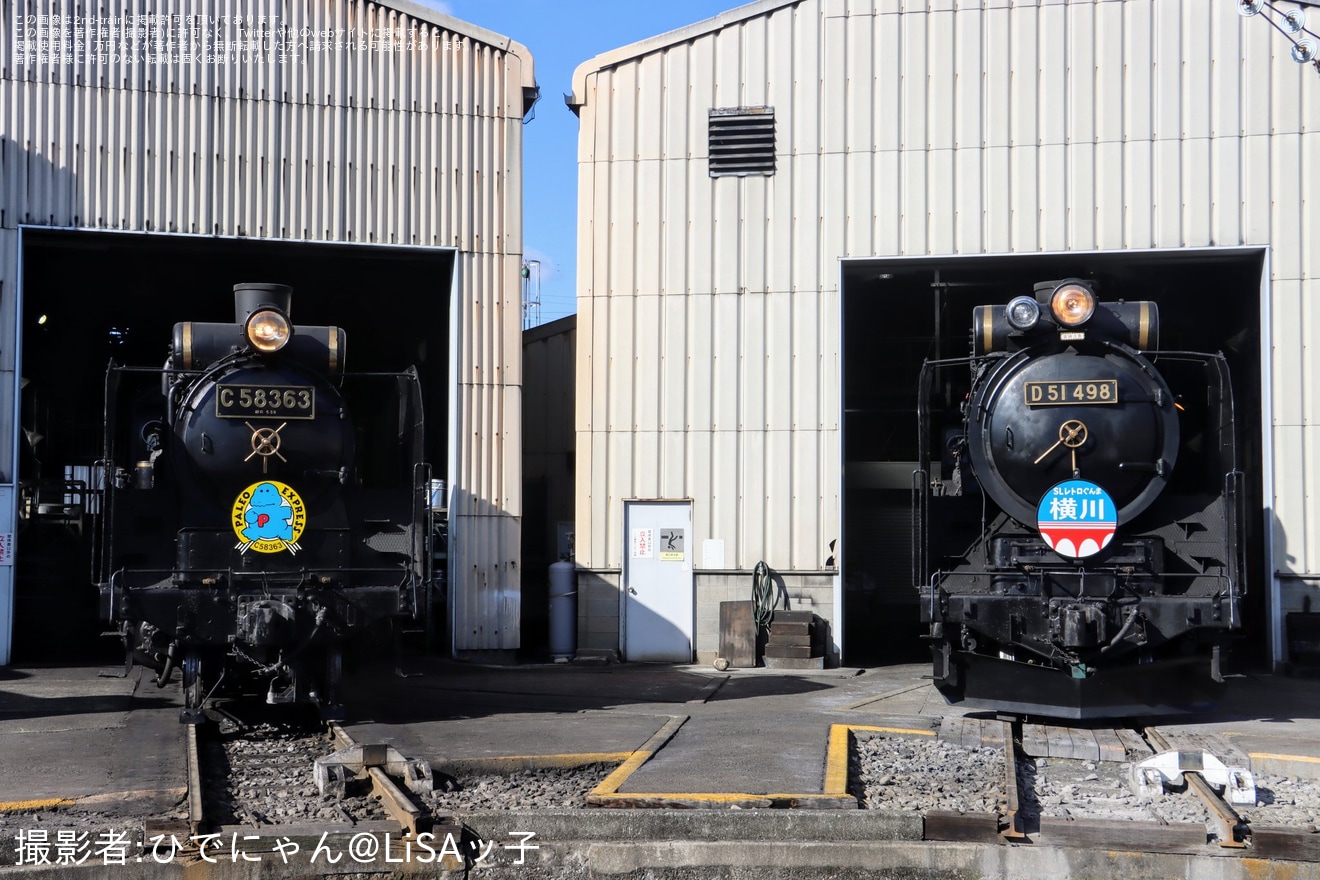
[571, 0, 1317, 602]
[0, 0, 531, 654]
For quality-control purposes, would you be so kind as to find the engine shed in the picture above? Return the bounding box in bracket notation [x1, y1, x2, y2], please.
[0, 0, 534, 664]
[568, 0, 1309, 672]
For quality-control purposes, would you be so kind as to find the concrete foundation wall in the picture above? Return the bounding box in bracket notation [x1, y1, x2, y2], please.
[576, 568, 837, 665]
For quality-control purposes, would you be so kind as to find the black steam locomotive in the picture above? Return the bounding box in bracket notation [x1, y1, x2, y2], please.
[915, 279, 1243, 718]
[97, 283, 430, 722]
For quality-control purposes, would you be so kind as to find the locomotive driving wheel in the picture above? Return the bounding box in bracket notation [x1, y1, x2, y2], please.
[180, 652, 206, 725]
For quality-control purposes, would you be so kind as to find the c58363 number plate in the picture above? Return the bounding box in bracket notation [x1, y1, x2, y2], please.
[1024, 379, 1118, 406]
[216, 384, 316, 419]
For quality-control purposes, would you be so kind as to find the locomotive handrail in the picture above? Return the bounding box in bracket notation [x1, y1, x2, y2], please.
[1226, 469, 1245, 603]
[105, 567, 123, 620]
[920, 354, 1001, 369]
[1134, 349, 1231, 360]
[927, 563, 1236, 580]
[913, 467, 928, 611]
[106, 363, 425, 378]
[105, 565, 423, 590]
[412, 461, 433, 622]
[927, 567, 1234, 590]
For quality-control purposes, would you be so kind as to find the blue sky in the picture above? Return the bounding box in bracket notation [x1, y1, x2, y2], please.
[422, 0, 740, 325]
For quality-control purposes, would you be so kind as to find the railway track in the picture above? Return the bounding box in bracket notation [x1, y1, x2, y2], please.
[912, 719, 1320, 861]
[168, 705, 462, 866]
[168, 705, 613, 868]
[164, 707, 1320, 865]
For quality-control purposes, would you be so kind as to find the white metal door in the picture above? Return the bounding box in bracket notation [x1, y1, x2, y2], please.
[622, 501, 693, 662]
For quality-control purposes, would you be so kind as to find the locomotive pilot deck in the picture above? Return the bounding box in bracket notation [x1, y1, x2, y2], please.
[3, 660, 1320, 877]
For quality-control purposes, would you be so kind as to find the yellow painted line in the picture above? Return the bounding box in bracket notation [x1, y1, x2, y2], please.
[824, 724, 851, 795]
[593, 749, 653, 797]
[0, 797, 76, 811]
[1249, 752, 1320, 765]
[448, 752, 633, 768]
[444, 717, 904, 808]
[848, 724, 936, 737]
[592, 715, 688, 798]
[0, 786, 189, 813]
[592, 721, 924, 806]
[599, 792, 848, 803]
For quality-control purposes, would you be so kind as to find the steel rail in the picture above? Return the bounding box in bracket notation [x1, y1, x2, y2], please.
[186, 724, 205, 836]
[1000, 720, 1027, 839]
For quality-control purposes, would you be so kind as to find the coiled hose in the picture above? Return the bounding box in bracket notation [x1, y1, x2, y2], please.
[752, 561, 775, 634]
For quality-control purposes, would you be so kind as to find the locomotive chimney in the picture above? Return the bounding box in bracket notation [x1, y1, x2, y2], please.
[233, 283, 293, 324]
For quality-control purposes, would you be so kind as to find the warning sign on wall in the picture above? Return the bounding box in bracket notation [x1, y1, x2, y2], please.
[659, 528, 685, 561]
[631, 528, 654, 559]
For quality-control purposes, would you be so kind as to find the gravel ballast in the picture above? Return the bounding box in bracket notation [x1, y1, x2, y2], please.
[852, 729, 1320, 834]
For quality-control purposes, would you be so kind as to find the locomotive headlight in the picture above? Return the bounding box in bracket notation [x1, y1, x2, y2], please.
[245, 308, 292, 353]
[1006, 296, 1041, 331]
[1050, 282, 1097, 327]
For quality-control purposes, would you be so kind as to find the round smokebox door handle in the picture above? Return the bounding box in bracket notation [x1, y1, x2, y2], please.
[1032, 418, 1089, 465]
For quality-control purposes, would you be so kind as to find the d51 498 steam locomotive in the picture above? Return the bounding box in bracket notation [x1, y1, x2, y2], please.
[97, 283, 430, 722]
[915, 279, 1243, 718]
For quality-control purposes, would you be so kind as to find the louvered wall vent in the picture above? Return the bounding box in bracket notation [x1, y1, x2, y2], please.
[708, 107, 776, 177]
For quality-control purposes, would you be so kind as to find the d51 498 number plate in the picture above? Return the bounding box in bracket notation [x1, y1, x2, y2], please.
[1023, 379, 1118, 406]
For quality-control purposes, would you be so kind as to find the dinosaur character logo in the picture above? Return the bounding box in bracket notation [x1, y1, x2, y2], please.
[232, 481, 306, 554]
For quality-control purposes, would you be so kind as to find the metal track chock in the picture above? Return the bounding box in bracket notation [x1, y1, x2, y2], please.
[315, 742, 435, 798]
[1142, 728, 1253, 848]
[1131, 749, 1256, 806]
[322, 725, 437, 837]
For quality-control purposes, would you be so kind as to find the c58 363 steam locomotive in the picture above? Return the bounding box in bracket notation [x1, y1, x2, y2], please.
[915, 279, 1244, 718]
[97, 283, 430, 722]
